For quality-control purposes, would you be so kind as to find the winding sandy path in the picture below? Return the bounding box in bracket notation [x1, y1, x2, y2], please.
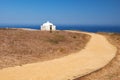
[0, 31, 117, 80]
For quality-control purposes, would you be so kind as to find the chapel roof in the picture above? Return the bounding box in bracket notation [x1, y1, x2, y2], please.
[42, 21, 53, 26]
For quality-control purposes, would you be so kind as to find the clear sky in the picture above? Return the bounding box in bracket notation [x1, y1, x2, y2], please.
[0, 0, 120, 25]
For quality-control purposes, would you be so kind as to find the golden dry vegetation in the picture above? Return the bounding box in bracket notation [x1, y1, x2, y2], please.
[0, 29, 90, 69]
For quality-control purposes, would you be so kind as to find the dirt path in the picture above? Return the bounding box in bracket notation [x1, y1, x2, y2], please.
[0, 31, 117, 80]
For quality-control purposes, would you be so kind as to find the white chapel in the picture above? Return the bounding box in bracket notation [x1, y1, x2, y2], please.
[41, 21, 56, 31]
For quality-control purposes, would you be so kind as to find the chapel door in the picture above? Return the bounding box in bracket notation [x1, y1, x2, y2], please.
[50, 25, 52, 32]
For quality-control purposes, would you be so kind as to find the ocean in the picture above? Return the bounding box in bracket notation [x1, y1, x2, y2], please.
[0, 25, 120, 33]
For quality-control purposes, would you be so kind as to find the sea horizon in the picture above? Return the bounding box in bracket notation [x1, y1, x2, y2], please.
[0, 24, 120, 33]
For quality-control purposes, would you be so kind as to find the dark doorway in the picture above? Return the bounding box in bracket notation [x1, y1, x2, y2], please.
[50, 25, 52, 33]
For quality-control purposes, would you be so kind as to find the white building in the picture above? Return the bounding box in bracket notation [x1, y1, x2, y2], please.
[41, 21, 56, 31]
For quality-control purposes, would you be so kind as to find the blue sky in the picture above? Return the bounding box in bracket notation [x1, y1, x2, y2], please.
[0, 0, 120, 25]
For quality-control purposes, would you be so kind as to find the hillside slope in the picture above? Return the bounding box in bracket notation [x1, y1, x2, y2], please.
[0, 29, 90, 69]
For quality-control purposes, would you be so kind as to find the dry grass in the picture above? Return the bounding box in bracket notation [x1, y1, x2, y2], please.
[0, 29, 91, 69]
[75, 32, 120, 80]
